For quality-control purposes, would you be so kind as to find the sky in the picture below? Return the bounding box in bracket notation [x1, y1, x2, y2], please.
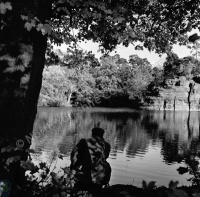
[77, 41, 192, 67]
[54, 29, 200, 67]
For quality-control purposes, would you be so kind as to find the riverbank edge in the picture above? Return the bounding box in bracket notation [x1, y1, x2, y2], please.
[103, 184, 199, 197]
[37, 104, 200, 112]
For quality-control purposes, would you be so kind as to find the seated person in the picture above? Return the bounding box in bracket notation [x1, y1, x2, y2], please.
[70, 127, 111, 191]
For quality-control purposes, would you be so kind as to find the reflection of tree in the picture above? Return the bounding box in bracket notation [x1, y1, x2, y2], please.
[91, 112, 134, 153]
[90, 111, 151, 158]
[141, 115, 159, 139]
[126, 125, 151, 157]
[177, 138, 200, 186]
[33, 109, 153, 160]
[160, 132, 183, 164]
[158, 111, 200, 166]
[33, 108, 200, 175]
[32, 108, 74, 157]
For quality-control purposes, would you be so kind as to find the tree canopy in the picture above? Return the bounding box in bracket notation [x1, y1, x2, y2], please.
[163, 52, 200, 79]
[39, 51, 155, 107]
[1, 0, 200, 56]
[5, 0, 197, 54]
[49, 0, 200, 54]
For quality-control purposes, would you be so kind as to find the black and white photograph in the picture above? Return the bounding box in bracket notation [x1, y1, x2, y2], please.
[1, 0, 200, 196]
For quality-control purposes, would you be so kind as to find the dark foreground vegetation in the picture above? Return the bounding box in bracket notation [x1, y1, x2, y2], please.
[2, 142, 200, 197]
[107, 184, 200, 197]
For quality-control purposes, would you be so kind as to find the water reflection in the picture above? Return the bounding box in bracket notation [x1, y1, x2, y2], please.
[31, 107, 200, 186]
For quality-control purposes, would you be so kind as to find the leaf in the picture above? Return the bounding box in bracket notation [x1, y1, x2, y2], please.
[45, 168, 50, 174]
[0, 2, 12, 14]
[34, 17, 40, 22]
[5, 2, 12, 10]
[41, 28, 46, 35]
[169, 181, 179, 190]
[148, 181, 156, 189]
[177, 167, 189, 175]
[14, 147, 22, 151]
[51, 172, 58, 182]
[167, 180, 188, 197]
[36, 23, 43, 31]
[129, 32, 136, 39]
[0, 2, 6, 14]
[43, 23, 52, 35]
[24, 22, 34, 31]
[62, 166, 70, 173]
[142, 180, 147, 189]
[1, 146, 14, 153]
[21, 15, 28, 21]
[135, 45, 144, 50]
[20, 160, 38, 172]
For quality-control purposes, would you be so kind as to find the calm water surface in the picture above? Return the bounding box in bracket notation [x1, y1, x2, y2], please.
[31, 107, 200, 187]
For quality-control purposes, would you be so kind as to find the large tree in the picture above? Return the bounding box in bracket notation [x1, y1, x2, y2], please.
[0, 0, 200, 196]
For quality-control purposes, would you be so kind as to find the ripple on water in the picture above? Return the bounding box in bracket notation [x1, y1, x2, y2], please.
[108, 143, 192, 187]
[32, 108, 199, 187]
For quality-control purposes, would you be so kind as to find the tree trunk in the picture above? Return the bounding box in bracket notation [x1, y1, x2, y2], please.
[0, 1, 52, 196]
[67, 91, 72, 105]
[188, 83, 193, 111]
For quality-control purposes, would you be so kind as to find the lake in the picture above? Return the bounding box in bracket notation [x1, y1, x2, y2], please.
[31, 107, 200, 187]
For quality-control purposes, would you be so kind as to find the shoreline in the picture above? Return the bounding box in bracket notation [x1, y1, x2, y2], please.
[37, 105, 200, 112]
[103, 184, 199, 197]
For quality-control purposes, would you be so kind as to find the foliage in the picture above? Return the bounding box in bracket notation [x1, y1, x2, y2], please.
[49, 0, 200, 54]
[163, 52, 181, 79]
[142, 180, 156, 190]
[68, 65, 96, 105]
[40, 51, 155, 107]
[40, 48, 200, 109]
[163, 52, 200, 80]
[39, 63, 96, 106]
[1, 146, 89, 197]
[177, 149, 200, 187]
[39, 65, 70, 106]
[127, 55, 153, 99]
[45, 43, 61, 66]
[61, 46, 100, 69]
[2, 145, 200, 197]
[180, 56, 200, 78]
[93, 54, 124, 96]
[0, 2, 12, 14]
[146, 67, 164, 97]
[188, 33, 200, 60]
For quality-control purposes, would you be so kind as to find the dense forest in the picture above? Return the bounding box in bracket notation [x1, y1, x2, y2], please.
[39, 48, 200, 108]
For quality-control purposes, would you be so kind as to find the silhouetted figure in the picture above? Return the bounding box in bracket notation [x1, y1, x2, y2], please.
[70, 127, 111, 196]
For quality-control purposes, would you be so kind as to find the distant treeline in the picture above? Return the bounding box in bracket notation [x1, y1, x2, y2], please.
[38, 49, 200, 107]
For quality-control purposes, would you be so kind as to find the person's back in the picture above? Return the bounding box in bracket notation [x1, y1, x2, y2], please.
[85, 135, 110, 185]
[70, 127, 111, 189]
